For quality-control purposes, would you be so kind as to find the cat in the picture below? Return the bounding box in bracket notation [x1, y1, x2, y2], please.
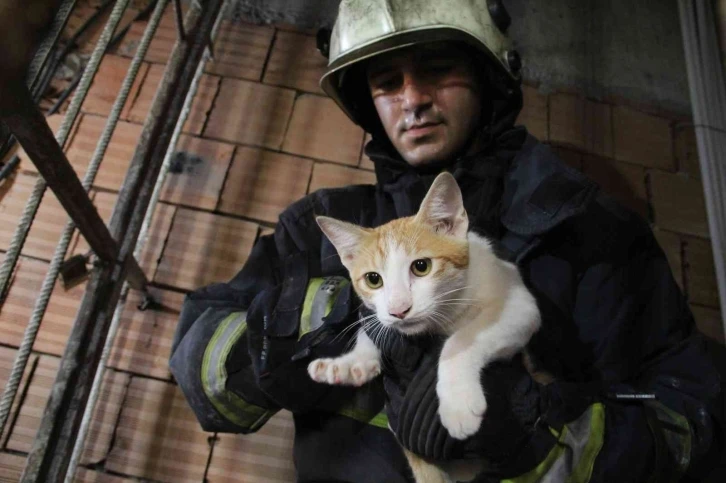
[307, 172, 541, 482]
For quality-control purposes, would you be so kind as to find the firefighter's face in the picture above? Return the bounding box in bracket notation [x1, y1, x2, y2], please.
[367, 43, 484, 167]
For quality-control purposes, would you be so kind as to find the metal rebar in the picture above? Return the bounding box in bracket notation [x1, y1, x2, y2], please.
[62, 2, 231, 478]
[0, 0, 133, 445]
[173, 0, 187, 40]
[20, 1, 225, 479]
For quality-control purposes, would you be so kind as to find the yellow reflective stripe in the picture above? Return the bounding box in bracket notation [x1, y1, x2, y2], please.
[300, 278, 325, 337]
[201, 312, 274, 431]
[369, 411, 390, 428]
[338, 407, 390, 428]
[502, 428, 568, 483]
[567, 403, 605, 483]
[646, 401, 692, 478]
[504, 403, 606, 483]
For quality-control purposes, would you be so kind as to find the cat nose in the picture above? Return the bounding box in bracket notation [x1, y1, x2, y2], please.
[389, 306, 412, 319]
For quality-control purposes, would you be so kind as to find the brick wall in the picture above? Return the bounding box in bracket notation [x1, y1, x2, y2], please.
[519, 87, 723, 344]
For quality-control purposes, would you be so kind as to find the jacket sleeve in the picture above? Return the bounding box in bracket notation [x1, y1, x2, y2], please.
[171, 191, 369, 423]
[560, 202, 724, 482]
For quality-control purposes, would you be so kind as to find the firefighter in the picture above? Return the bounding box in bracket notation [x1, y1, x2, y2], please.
[171, 1, 725, 481]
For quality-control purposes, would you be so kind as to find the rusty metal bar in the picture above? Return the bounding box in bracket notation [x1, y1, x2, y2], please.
[20, 0, 225, 480]
[174, 0, 186, 40]
[0, 82, 149, 290]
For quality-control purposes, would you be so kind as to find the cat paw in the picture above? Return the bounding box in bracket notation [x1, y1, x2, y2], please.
[437, 386, 487, 440]
[350, 359, 381, 386]
[307, 358, 380, 386]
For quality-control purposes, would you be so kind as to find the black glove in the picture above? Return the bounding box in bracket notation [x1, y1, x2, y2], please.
[390, 353, 602, 476]
[245, 282, 361, 412]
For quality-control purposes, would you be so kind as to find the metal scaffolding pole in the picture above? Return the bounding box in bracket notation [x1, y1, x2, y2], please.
[20, 0, 226, 480]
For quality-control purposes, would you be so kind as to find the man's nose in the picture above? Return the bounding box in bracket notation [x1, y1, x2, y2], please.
[401, 74, 433, 113]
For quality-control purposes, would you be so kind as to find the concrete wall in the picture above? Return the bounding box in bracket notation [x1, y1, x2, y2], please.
[228, 0, 692, 115]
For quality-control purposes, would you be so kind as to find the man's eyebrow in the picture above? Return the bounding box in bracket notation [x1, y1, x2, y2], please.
[367, 63, 396, 78]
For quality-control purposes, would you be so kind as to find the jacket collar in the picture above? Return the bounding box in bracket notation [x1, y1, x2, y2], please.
[366, 131, 599, 237]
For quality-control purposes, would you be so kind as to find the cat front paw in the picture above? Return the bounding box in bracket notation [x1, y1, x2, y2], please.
[307, 358, 381, 386]
[437, 384, 487, 440]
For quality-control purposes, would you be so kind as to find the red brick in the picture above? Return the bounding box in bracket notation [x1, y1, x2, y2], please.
[691, 305, 724, 344]
[650, 171, 709, 238]
[155, 208, 258, 291]
[107, 288, 184, 379]
[0, 174, 76, 261]
[550, 146, 583, 171]
[653, 228, 684, 289]
[0, 258, 46, 348]
[127, 63, 220, 135]
[259, 226, 276, 238]
[0, 451, 25, 482]
[549, 93, 613, 157]
[218, 147, 313, 223]
[105, 377, 211, 482]
[206, 411, 296, 482]
[65, 115, 143, 192]
[75, 469, 136, 483]
[71, 191, 175, 279]
[517, 85, 548, 141]
[359, 133, 375, 171]
[684, 237, 720, 308]
[274, 22, 319, 35]
[6, 356, 61, 453]
[0, 257, 85, 356]
[69, 5, 140, 55]
[309, 163, 377, 193]
[0, 346, 35, 442]
[674, 124, 700, 177]
[283, 94, 365, 166]
[205, 21, 274, 81]
[613, 105, 674, 170]
[115, 3, 185, 64]
[81, 55, 148, 119]
[204, 78, 296, 149]
[4, 357, 125, 461]
[81, 370, 131, 466]
[263, 30, 328, 94]
[160, 135, 235, 210]
[582, 155, 648, 218]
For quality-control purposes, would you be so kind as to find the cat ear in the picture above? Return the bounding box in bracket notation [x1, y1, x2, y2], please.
[415, 172, 468, 238]
[316, 216, 369, 265]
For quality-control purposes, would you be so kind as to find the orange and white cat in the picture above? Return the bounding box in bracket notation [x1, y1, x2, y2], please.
[308, 172, 541, 482]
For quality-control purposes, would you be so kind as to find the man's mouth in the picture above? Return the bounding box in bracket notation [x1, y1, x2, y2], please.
[404, 122, 441, 137]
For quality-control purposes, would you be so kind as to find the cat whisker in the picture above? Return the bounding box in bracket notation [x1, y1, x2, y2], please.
[330, 313, 379, 344]
[431, 286, 472, 301]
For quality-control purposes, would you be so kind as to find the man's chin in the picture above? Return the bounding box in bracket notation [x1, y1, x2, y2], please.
[402, 147, 452, 168]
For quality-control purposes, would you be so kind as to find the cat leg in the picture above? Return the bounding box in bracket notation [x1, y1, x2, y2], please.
[437, 285, 540, 439]
[436, 326, 490, 440]
[402, 447, 452, 483]
[308, 330, 381, 386]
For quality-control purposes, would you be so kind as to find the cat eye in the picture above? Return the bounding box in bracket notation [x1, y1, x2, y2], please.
[364, 272, 383, 289]
[411, 258, 432, 277]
